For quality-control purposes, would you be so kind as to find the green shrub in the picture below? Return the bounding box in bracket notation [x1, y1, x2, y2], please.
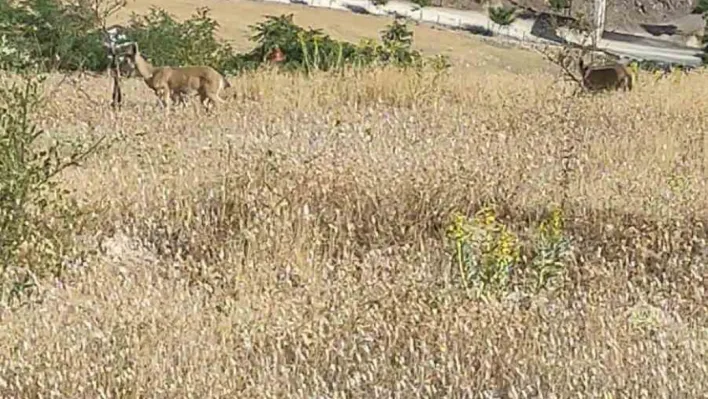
[378, 18, 423, 67]
[355, 19, 424, 69]
[242, 14, 427, 73]
[693, 0, 708, 14]
[0, 73, 105, 305]
[488, 5, 518, 26]
[244, 14, 359, 72]
[411, 0, 432, 8]
[0, 0, 109, 71]
[0, 34, 33, 71]
[0, 0, 442, 75]
[123, 7, 246, 74]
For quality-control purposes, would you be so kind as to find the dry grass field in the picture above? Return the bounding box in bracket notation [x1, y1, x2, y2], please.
[0, 61, 705, 397]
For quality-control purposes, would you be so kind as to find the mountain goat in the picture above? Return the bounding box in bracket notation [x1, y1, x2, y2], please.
[578, 57, 635, 92]
[124, 42, 231, 111]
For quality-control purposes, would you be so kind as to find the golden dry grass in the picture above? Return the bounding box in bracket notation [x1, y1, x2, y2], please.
[0, 65, 707, 397]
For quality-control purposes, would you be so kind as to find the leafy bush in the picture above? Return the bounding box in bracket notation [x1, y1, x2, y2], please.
[489, 5, 518, 26]
[0, 73, 104, 305]
[241, 14, 426, 73]
[378, 18, 423, 66]
[122, 7, 246, 74]
[243, 14, 359, 73]
[0, 2, 247, 74]
[0, 0, 109, 71]
[120, 11, 429, 75]
[0, 34, 33, 71]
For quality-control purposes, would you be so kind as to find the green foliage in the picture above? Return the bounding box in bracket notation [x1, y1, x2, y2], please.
[123, 7, 246, 74]
[693, 0, 708, 14]
[0, 1, 445, 75]
[426, 53, 452, 73]
[411, 0, 432, 7]
[0, 34, 33, 71]
[244, 14, 359, 72]
[381, 18, 414, 47]
[548, 0, 570, 12]
[488, 5, 518, 26]
[243, 14, 427, 73]
[0, 73, 104, 305]
[0, 2, 247, 74]
[377, 19, 423, 67]
[0, 0, 109, 71]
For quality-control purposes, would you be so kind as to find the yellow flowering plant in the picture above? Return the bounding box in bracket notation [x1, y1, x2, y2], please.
[447, 206, 520, 298]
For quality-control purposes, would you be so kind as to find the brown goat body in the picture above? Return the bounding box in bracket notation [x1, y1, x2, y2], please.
[125, 43, 231, 111]
[578, 58, 635, 92]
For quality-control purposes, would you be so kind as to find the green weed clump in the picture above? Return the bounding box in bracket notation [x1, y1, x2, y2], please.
[447, 206, 520, 298]
[447, 205, 572, 298]
[529, 205, 571, 292]
[0, 73, 104, 306]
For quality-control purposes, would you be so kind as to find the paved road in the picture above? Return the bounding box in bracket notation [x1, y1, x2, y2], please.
[257, 0, 704, 66]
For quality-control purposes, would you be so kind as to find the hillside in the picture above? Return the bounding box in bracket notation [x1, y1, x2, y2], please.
[441, 0, 701, 36]
[111, 0, 553, 73]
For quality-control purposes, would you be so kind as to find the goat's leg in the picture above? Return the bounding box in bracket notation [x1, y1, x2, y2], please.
[173, 91, 190, 108]
[154, 87, 172, 109]
[155, 87, 172, 114]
